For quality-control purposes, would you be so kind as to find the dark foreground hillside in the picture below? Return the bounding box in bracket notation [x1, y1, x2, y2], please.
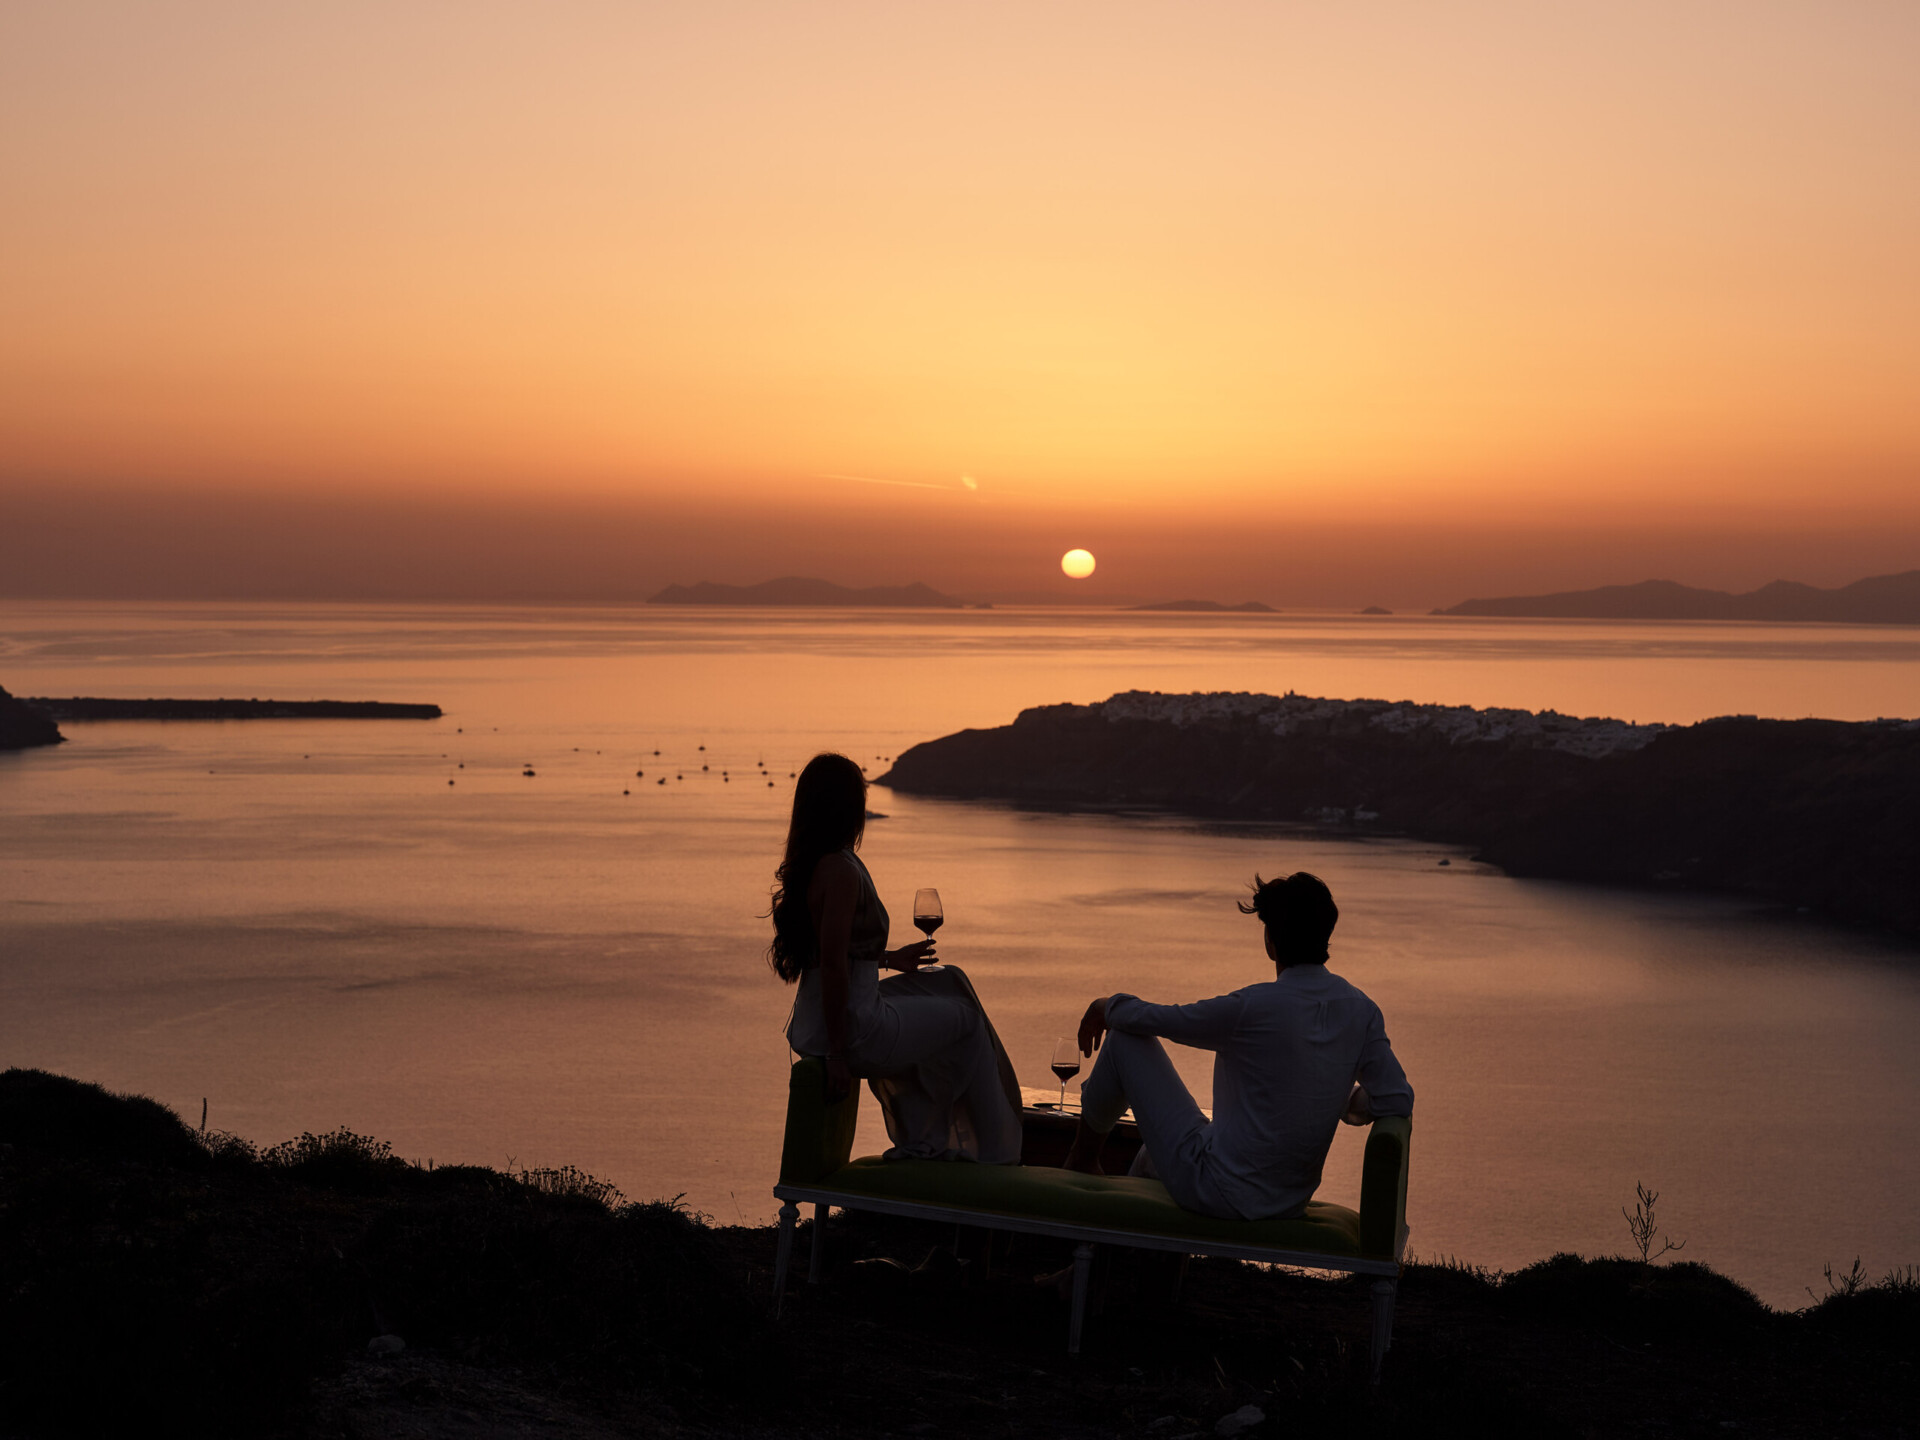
[2, 1070, 1914, 1440]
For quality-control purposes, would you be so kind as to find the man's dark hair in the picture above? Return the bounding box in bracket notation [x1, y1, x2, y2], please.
[1238, 871, 1338, 963]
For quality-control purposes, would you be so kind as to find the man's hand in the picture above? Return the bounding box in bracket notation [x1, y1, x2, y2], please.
[1078, 996, 1110, 1057]
[885, 940, 937, 971]
[824, 1054, 854, 1103]
[1341, 1081, 1372, 1126]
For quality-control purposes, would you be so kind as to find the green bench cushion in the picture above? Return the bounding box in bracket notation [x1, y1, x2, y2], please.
[778, 1058, 1409, 1261]
[818, 1154, 1365, 1255]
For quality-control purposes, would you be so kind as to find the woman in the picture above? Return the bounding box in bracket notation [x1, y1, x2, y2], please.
[770, 752, 1023, 1163]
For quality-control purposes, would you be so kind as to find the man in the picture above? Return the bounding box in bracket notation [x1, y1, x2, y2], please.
[1062, 871, 1412, 1221]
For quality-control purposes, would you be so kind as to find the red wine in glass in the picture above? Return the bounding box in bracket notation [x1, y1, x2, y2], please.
[912, 889, 943, 970]
[1050, 1035, 1081, 1109]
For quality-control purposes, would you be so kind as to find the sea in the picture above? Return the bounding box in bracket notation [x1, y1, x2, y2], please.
[2, 600, 1917, 1308]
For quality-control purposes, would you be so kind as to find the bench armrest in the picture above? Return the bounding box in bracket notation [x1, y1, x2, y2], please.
[1358, 1114, 1411, 1260]
[779, 1056, 862, 1185]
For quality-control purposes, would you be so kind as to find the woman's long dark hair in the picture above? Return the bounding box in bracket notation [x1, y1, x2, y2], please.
[767, 752, 869, 982]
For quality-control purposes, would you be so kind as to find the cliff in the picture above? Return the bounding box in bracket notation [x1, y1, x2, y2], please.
[0, 685, 64, 750]
[1437, 568, 1920, 623]
[879, 690, 1920, 937]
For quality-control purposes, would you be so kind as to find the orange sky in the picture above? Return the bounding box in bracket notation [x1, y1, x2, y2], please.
[3, 2, 1917, 603]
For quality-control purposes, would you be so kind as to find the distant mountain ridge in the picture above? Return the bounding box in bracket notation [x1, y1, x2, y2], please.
[1126, 599, 1275, 613]
[647, 577, 962, 607]
[1437, 569, 1920, 623]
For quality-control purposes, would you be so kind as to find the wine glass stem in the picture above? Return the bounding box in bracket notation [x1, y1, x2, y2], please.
[1060, 1081, 1067, 1108]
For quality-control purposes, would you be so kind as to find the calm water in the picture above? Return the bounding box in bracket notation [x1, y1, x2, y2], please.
[2, 600, 1917, 1308]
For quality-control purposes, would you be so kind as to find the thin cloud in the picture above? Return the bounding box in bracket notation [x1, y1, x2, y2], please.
[819, 472, 973, 492]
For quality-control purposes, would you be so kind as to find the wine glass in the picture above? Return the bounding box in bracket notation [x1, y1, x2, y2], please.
[1050, 1035, 1081, 1110]
[912, 888, 944, 973]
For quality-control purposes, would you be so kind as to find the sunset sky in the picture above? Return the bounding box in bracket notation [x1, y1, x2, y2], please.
[4, 2, 1917, 607]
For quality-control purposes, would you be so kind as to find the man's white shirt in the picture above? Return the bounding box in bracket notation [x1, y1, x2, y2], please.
[1106, 964, 1413, 1220]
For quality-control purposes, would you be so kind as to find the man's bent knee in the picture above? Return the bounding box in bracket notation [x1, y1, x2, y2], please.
[1099, 1029, 1165, 1064]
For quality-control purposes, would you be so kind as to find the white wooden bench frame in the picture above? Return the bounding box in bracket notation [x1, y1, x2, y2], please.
[772, 1183, 1408, 1382]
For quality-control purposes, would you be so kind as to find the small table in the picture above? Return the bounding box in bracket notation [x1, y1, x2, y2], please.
[1018, 1087, 1144, 1170]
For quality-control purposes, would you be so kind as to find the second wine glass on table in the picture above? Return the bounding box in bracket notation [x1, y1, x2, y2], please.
[1050, 1035, 1082, 1110]
[912, 888, 944, 973]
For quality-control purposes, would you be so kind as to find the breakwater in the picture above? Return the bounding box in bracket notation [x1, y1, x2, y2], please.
[26, 697, 442, 720]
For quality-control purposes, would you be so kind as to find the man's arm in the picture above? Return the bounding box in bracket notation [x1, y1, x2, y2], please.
[1106, 991, 1245, 1052]
[1076, 990, 1244, 1056]
[1349, 1004, 1413, 1120]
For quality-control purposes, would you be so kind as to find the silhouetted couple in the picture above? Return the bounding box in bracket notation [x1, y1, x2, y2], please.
[769, 752, 1413, 1221]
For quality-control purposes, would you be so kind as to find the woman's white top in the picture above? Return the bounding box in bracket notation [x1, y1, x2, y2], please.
[784, 849, 889, 1057]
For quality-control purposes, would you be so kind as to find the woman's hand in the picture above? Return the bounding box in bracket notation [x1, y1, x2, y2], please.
[1078, 996, 1110, 1057]
[825, 1054, 854, 1103]
[885, 940, 938, 971]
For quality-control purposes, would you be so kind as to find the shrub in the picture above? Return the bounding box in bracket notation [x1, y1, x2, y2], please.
[1500, 1253, 1774, 1344]
[1803, 1264, 1920, 1347]
[515, 1163, 626, 1208]
[0, 1068, 207, 1167]
[258, 1127, 412, 1193]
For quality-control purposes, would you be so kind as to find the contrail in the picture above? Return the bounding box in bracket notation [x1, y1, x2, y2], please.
[820, 472, 964, 492]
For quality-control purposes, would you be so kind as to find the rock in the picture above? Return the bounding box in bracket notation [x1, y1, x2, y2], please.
[0, 686, 64, 751]
[367, 1334, 405, 1356]
[1216, 1403, 1265, 1436]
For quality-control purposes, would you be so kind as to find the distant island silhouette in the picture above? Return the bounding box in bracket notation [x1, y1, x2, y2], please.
[0, 685, 65, 750]
[20, 697, 441, 722]
[648, 577, 963, 607]
[1126, 599, 1276, 613]
[880, 690, 1920, 939]
[1436, 568, 1920, 623]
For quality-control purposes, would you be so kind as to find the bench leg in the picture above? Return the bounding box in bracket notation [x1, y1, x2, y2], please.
[773, 1201, 799, 1318]
[1068, 1242, 1095, 1355]
[808, 1202, 827, 1284]
[1369, 1277, 1398, 1385]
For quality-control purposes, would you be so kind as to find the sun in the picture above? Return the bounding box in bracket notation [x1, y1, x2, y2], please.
[1060, 548, 1096, 580]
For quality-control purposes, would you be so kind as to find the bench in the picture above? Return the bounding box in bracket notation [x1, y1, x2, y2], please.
[770, 1058, 1412, 1380]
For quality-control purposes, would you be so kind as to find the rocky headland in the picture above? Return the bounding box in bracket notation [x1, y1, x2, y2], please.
[879, 690, 1920, 938]
[0, 685, 64, 750]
